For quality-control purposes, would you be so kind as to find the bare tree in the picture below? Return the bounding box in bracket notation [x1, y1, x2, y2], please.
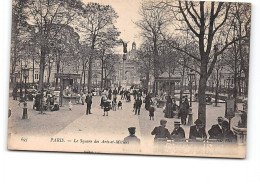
[77, 2, 119, 92]
[164, 1, 250, 124]
[135, 0, 172, 95]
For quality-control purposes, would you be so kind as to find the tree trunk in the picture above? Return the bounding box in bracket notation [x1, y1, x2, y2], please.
[198, 75, 207, 124]
[39, 45, 46, 114]
[145, 71, 149, 89]
[101, 58, 104, 90]
[215, 69, 219, 106]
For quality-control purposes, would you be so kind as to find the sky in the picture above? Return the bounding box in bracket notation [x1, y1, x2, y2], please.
[82, 0, 143, 53]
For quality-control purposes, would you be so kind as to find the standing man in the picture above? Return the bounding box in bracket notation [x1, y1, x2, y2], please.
[85, 92, 92, 115]
[135, 96, 142, 115]
[208, 116, 224, 139]
[171, 121, 186, 140]
[151, 119, 171, 142]
[189, 119, 207, 140]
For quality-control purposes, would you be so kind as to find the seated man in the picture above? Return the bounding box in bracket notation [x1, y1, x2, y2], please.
[189, 119, 207, 140]
[221, 120, 237, 142]
[151, 119, 171, 142]
[208, 116, 224, 140]
[124, 127, 140, 144]
[171, 121, 185, 140]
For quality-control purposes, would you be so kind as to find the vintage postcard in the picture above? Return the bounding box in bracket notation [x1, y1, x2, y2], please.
[8, 0, 251, 158]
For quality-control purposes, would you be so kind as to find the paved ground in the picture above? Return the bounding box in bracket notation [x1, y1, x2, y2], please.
[8, 95, 244, 156]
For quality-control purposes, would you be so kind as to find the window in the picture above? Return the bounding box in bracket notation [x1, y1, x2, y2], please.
[35, 74, 39, 80]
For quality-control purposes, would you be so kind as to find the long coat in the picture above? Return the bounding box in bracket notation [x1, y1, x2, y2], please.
[151, 126, 171, 140]
[189, 125, 207, 139]
[208, 124, 223, 139]
[171, 127, 185, 140]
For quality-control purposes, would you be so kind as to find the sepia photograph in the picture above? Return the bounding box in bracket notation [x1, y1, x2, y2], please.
[7, 0, 251, 158]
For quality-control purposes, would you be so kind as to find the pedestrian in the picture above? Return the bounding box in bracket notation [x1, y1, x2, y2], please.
[179, 103, 188, 125]
[68, 100, 73, 111]
[189, 119, 207, 140]
[164, 96, 173, 118]
[208, 116, 224, 140]
[85, 92, 92, 115]
[135, 96, 142, 115]
[171, 121, 185, 140]
[149, 104, 155, 120]
[120, 89, 124, 100]
[144, 93, 151, 110]
[81, 92, 86, 105]
[112, 96, 117, 111]
[151, 119, 171, 142]
[103, 100, 110, 116]
[118, 100, 122, 110]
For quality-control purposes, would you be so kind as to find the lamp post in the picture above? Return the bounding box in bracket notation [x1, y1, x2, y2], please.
[187, 70, 195, 126]
[227, 76, 231, 97]
[22, 66, 29, 119]
[188, 70, 195, 107]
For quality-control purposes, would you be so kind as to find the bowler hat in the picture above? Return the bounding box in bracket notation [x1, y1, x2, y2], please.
[128, 127, 136, 134]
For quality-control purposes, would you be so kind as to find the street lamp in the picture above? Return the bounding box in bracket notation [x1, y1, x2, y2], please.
[188, 70, 195, 107]
[22, 66, 29, 119]
[227, 76, 231, 97]
[187, 70, 195, 126]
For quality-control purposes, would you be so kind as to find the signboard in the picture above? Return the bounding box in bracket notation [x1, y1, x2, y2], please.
[225, 98, 235, 119]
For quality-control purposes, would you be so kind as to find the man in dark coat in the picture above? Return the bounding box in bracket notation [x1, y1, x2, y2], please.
[151, 119, 171, 142]
[208, 116, 224, 139]
[189, 119, 207, 140]
[85, 92, 92, 115]
[179, 97, 189, 125]
[144, 93, 151, 110]
[171, 121, 185, 140]
[221, 120, 237, 142]
[135, 96, 142, 115]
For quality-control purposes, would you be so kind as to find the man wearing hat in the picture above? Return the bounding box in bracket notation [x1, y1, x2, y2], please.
[151, 119, 171, 141]
[135, 96, 142, 115]
[85, 92, 92, 115]
[221, 121, 236, 142]
[189, 119, 207, 140]
[124, 127, 140, 144]
[208, 116, 224, 139]
[171, 121, 185, 140]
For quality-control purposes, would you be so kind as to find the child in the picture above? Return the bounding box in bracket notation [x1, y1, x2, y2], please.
[103, 100, 110, 116]
[118, 101, 122, 110]
[112, 98, 117, 111]
[68, 100, 73, 111]
[149, 105, 155, 120]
